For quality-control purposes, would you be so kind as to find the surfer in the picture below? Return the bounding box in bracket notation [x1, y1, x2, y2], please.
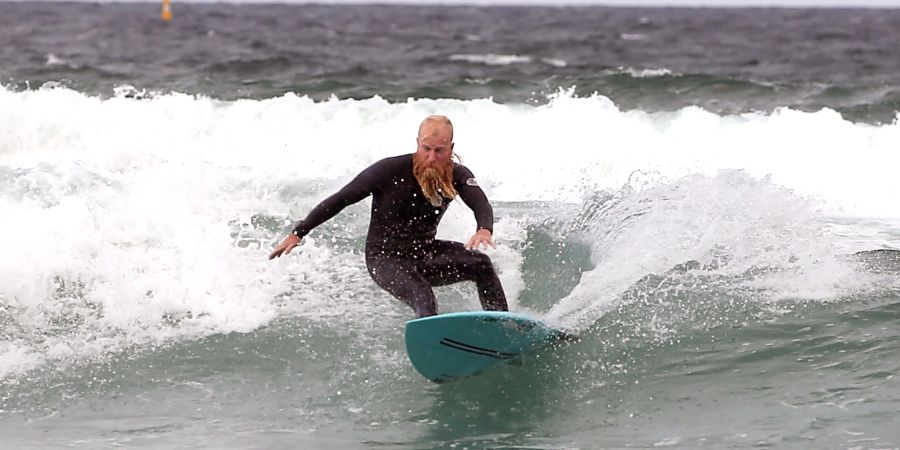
[269, 115, 508, 318]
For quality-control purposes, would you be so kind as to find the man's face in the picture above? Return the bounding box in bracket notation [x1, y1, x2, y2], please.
[413, 123, 457, 206]
[415, 128, 454, 169]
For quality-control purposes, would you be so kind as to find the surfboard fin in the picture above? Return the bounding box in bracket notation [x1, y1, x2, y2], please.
[553, 330, 581, 343]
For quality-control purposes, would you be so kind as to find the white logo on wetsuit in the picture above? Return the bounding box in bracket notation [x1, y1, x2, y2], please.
[466, 178, 478, 186]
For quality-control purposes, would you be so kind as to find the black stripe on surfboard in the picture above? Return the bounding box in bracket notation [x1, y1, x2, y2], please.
[439, 338, 518, 360]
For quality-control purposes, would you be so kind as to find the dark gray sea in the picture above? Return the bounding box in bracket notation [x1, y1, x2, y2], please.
[4, 3, 900, 122]
[1, 3, 899, 448]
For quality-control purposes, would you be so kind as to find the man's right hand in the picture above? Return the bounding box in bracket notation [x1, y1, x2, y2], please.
[268, 234, 301, 260]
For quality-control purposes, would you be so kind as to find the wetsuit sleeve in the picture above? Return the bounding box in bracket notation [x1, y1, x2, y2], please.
[291, 159, 386, 239]
[454, 164, 494, 234]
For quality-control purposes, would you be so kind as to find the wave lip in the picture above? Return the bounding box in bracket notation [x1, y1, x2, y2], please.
[543, 170, 868, 330]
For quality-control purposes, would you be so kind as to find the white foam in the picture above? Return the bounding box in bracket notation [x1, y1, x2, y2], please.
[619, 33, 649, 41]
[0, 342, 43, 380]
[540, 58, 568, 68]
[3, 86, 899, 217]
[449, 54, 533, 66]
[621, 66, 673, 77]
[1, 84, 898, 375]
[44, 53, 72, 68]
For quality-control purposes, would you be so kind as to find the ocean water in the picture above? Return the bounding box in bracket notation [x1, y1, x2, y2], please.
[2, 3, 900, 448]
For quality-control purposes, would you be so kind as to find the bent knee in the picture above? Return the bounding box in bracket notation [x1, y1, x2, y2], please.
[468, 251, 495, 271]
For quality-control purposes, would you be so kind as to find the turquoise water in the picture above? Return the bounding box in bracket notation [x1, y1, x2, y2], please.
[3, 288, 898, 448]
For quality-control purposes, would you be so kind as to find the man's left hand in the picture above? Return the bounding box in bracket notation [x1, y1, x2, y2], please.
[466, 229, 495, 250]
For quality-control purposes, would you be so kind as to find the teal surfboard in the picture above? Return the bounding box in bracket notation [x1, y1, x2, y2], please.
[404, 311, 572, 383]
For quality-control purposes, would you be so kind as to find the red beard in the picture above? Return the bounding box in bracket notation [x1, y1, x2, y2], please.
[412, 153, 457, 207]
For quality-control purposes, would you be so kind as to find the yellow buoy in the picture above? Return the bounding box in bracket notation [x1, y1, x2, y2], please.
[161, 0, 172, 22]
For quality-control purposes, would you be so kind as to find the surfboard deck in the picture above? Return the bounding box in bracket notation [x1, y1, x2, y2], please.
[404, 311, 574, 383]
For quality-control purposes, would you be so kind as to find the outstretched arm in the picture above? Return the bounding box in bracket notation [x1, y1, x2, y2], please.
[269, 161, 384, 259]
[455, 165, 496, 250]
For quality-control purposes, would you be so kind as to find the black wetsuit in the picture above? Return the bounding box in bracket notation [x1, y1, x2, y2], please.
[291, 154, 508, 318]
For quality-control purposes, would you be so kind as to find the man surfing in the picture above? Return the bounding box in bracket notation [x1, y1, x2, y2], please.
[269, 115, 508, 318]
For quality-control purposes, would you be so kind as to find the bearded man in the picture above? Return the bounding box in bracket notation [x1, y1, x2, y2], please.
[269, 115, 508, 318]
